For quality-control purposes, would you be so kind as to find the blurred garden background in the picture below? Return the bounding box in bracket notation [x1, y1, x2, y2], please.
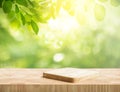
[0, 0, 120, 68]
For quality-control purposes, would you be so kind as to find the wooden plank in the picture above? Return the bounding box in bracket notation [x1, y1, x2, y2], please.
[0, 69, 120, 92]
[0, 85, 120, 92]
[43, 68, 99, 82]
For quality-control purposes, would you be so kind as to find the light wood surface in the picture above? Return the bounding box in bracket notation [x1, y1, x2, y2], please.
[0, 68, 120, 92]
[43, 68, 99, 83]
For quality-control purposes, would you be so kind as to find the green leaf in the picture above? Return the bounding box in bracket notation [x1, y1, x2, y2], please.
[15, 5, 19, 13]
[0, 0, 3, 8]
[110, 0, 120, 7]
[2, 1, 12, 13]
[27, 0, 34, 7]
[16, 0, 28, 7]
[94, 4, 106, 21]
[31, 20, 39, 34]
[20, 13, 26, 25]
[7, 10, 15, 19]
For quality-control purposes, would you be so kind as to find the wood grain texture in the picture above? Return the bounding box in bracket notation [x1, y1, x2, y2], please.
[0, 68, 120, 92]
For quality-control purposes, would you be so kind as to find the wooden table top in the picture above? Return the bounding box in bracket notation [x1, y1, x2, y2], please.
[0, 68, 120, 85]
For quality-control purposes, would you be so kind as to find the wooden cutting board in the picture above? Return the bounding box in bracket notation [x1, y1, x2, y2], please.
[43, 68, 99, 83]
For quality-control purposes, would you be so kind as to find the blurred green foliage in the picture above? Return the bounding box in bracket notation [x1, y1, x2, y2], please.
[0, 0, 120, 68]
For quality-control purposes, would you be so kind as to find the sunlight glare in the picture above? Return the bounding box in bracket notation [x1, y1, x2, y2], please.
[53, 53, 64, 62]
[48, 8, 79, 34]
